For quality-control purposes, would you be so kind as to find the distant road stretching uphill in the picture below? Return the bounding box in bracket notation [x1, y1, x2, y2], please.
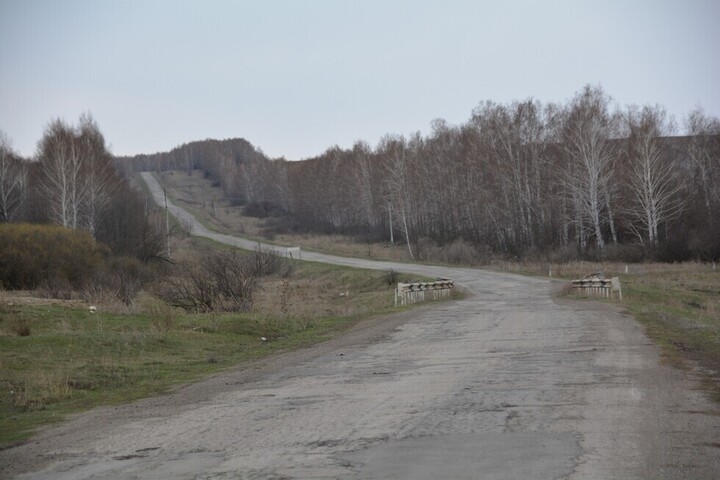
[1, 172, 717, 480]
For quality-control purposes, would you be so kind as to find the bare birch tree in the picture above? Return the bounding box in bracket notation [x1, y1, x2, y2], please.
[684, 108, 720, 210]
[0, 132, 27, 222]
[380, 135, 416, 259]
[36, 115, 119, 233]
[563, 85, 619, 250]
[472, 100, 556, 250]
[625, 105, 684, 246]
[78, 113, 121, 235]
[351, 141, 377, 230]
[115, 86, 715, 261]
[36, 120, 80, 227]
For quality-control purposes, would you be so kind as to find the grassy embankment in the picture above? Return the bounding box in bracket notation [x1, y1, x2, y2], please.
[0, 230, 438, 448]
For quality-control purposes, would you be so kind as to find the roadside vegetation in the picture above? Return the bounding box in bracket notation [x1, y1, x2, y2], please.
[0, 233, 428, 448]
[159, 170, 720, 401]
[0, 118, 444, 448]
[1, 88, 717, 449]
[159, 169, 456, 264]
[123, 87, 720, 267]
[498, 260, 720, 399]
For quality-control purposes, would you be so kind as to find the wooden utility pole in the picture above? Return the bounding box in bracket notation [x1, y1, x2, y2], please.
[164, 186, 170, 259]
[388, 200, 394, 244]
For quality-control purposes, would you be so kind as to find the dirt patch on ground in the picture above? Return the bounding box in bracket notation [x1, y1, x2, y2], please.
[0, 291, 89, 309]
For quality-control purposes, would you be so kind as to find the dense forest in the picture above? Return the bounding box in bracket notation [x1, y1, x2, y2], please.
[117, 86, 720, 262]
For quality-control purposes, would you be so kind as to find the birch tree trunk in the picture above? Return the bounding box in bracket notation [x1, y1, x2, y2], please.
[36, 115, 118, 235]
[37, 120, 75, 227]
[562, 85, 619, 252]
[381, 135, 415, 259]
[625, 105, 684, 247]
[0, 133, 27, 222]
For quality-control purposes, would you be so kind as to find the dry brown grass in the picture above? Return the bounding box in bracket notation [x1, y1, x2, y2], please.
[159, 170, 264, 238]
[276, 232, 413, 261]
[491, 258, 718, 281]
[159, 170, 414, 261]
[3, 371, 72, 412]
[253, 266, 396, 321]
[157, 234, 430, 339]
[0, 291, 88, 309]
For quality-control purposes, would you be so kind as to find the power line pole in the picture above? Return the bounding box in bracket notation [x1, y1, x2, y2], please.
[164, 186, 170, 259]
[388, 199, 394, 244]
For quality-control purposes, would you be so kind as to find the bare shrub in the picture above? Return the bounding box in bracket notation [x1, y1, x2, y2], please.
[383, 269, 399, 286]
[443, 238, 485, 265]
[0, 224, 103, 291]
[156, 248, 287, 313]
[158, 263, 243, 313]
[601, 244, 647, 263]
[82, 256, 144, 308]
[417, 237, 485, 265]
[252, 247, 292, 277]
[546, 245, 579, 264]
[36, 277, 74, 300]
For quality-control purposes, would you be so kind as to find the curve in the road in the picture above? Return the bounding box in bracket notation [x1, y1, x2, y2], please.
[1, 172, 717, 480]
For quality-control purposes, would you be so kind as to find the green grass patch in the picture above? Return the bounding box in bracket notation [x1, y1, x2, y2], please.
[621, 272, 720, 378]
[0, 259, 431, 448]
[501, 261, 720, 400]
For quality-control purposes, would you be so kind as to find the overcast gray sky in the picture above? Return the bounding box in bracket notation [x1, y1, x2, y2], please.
[1, 0, 718, 159]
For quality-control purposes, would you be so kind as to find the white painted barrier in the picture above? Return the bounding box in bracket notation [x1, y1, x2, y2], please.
[571, 274, 622, 300]
[395, 280, 455, 306]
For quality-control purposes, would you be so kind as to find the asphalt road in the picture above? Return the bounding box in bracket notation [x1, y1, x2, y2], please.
[2, 173, 717, 479]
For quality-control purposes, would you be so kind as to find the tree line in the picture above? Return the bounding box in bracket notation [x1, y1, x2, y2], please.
[2, 86, 714, 291]
[0, 114, 164, 262]
[120, 85, 719, 262]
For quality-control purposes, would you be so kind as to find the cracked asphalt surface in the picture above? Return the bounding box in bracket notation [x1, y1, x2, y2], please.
[1, 172, 717, 479]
